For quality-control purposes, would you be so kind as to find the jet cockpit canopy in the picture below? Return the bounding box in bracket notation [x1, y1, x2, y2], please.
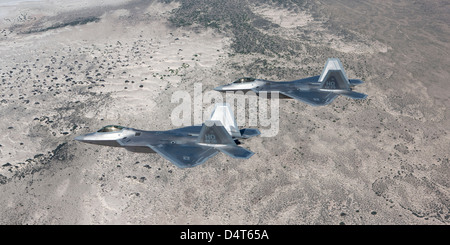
[97, 125, 124, 133]
[233, 77, 256, 84]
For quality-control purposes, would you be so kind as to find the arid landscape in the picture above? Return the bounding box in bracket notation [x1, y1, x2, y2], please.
[0, 0, 448, 225]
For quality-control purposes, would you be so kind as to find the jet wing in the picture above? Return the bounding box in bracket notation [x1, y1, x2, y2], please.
[239, 128, 261, 139]
[341, 90, 367, 99]
[218, 145, 254, 159]
[279, 90, 338, 106]
[166, 125, 202, 136]
[147, 144, 219, 168]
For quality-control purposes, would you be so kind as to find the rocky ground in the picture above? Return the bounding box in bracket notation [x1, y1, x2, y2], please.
[0, 0, 448, 224]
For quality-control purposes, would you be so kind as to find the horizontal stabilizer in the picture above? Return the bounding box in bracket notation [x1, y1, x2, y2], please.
[349, 79, 364, 86]
[219, 145, 254, 159]
[239, 128, 261, 139]
[280, 90, 338, 106]
[147, 144, 219, 168]
[341, 91, 367, 99]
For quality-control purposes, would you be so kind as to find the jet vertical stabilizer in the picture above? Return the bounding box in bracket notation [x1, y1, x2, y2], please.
[319, 58, 351, 90]
[209, 103, 241, 138]
[197, 120, 235, 145]
[197, 120, 254, 159]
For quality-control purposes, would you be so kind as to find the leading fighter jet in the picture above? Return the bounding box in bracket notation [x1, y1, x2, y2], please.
[75, 104, 260, 168]
[214, 58, 367, 106]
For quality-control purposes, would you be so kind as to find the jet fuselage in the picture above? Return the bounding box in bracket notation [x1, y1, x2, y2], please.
[75, 126, 202, 153]
[214, 58, 366, 106]
[215, 76, 359, 94]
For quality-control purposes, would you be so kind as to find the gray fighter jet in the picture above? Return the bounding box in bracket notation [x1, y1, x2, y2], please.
[75, 104, 260, 168]
[214, 58, 367, 106]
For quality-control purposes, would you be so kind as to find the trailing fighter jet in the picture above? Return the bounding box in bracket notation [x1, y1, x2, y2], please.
[74, 104, 260, 168]
[214, 58, 367, 106]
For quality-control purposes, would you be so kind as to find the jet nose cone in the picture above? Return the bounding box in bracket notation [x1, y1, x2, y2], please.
[74, 135, 85, 141]
[75, 132, 97, 142]
[214, 85, 226, 91]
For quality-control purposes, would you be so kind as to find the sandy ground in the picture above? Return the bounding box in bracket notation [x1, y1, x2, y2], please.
[0, 0, 448, 225]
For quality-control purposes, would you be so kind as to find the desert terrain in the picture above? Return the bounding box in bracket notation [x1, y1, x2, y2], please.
[0, 0, 448, 225]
